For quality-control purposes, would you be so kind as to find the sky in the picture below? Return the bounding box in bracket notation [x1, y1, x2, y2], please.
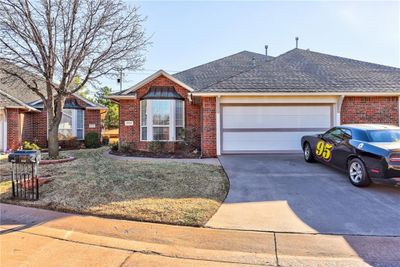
[99, 0, 400, 93]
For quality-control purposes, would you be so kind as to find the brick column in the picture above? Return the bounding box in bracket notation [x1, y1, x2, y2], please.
[6, 108, 21, 150]
[201, 97, 217, 157]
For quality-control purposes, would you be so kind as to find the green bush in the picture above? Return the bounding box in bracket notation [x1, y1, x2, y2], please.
[149, 141, 164, 154]
[84, 132, 101, 148]
[22, 141, 40, 150]
[111, 142, 118, 152]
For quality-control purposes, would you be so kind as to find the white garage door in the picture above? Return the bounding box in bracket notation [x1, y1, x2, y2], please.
[221, 104, 333, 153]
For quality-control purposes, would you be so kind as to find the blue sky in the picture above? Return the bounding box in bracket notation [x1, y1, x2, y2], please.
[100, 1, 400, 92]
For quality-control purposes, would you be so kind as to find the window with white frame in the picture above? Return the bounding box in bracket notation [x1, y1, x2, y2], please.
[140, 99, 185, 141]
[58, 109, 84, 140]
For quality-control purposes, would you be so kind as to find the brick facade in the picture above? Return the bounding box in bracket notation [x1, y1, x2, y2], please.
[200, 97, 217, 157]
[6, 108, 22, 150]
[341, 96, 399, 125]
[118, 74, 202, 152]
[6, 95, 103, 150]
[84, 109, 102, 137]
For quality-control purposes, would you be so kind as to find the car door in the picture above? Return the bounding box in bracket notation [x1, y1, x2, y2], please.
[330, 128, 353, 170]
[315, 128, 343, 166]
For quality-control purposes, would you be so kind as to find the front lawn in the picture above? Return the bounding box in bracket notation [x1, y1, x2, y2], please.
[0, 148, 229, 226]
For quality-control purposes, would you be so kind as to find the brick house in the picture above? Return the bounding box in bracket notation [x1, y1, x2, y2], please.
[0, 74, 106, 152]
[108, 48, 400, 157]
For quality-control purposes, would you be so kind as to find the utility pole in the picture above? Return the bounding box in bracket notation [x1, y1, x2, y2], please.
[117, 69, 123, 92]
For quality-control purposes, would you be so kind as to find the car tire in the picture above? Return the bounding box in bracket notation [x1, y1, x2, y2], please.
[303, 142, 315, 163]
[348, 158, 371, 187]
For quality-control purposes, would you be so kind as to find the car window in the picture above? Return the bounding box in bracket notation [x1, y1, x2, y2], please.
[367, 130, 400, 142]
[339, 128, 352, 140]
[323, 128, 351, 143]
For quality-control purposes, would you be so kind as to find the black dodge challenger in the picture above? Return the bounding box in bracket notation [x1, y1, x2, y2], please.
[301, 124, 400, 187]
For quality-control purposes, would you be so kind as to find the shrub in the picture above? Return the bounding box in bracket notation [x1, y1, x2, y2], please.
[102, 136, 110, 145]
[177, 128, 200, 152]
[59, 137, 82, 149]
[119, 142, 136, 153]
[149, 141, 164, 154]
[84, 132, 101, 148]
[22, 141, 40, 150]
[111, 142, 118, 152]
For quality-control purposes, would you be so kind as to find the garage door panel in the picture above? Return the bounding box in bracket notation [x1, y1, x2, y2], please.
[223, 106, 332, 129]
[223, 131, 320, 152]
[221, 104, 333, 153]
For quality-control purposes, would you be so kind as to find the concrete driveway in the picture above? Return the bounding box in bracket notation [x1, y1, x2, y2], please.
[206, 154, 400, 236]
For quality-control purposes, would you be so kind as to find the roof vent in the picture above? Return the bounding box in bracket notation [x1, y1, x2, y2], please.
[252, 57, 256, 66]
[265, 45, 268, 57]
[295, 37, 299, 48]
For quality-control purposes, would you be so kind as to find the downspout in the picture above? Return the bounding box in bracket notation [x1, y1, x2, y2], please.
[216, 95, 221, 156]
[337, 95, 345, 126]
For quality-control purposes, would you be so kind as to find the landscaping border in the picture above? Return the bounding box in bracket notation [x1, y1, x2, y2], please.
[40, 157, 76, 165]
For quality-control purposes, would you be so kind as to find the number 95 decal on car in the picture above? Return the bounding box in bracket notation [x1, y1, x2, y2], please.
[315, 140, 333, 161]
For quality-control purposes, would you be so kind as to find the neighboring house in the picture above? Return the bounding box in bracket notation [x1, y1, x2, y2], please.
[108, 48, 400, 157]
[0, 67, 106, 152]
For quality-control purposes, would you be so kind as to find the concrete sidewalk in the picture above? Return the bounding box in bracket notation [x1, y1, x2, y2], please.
[1, 204, 400, 266]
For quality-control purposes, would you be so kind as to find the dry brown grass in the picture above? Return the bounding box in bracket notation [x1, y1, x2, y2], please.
[0, 148, 229, 226]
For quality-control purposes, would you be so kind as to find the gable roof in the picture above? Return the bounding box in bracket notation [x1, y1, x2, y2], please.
[173, 50, 273, 90]
[117, 70, 195, 97]
[0, 89, 39, 111]
[197, 48, 400, 94]
[0, 61, 106, 109]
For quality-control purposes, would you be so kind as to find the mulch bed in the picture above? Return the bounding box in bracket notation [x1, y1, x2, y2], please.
[19, 177, 52, 190]
[40, 156, 76, 165]
[110, 150, 201, 159]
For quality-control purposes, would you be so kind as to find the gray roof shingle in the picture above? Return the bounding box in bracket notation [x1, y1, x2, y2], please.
[200, 49, 400, 93]
[173, 50, 273, 90]
[0, 89, 26, 108]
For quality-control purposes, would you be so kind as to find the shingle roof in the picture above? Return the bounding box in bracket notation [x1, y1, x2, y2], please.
[199, 49, 400, 93]
[0, 89, 24, 107]
[0, 61, 48, 103]
[172, 50, 273, 90]
[0, 61, 106, 108]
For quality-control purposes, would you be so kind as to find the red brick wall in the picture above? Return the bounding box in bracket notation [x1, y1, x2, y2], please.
[18, 95, 102, 148]
[21, 112, 33, 142]
[118, 74, 201, 152]
[341, 96, 399, 125]
[201, 97, 217, 157]
[6, 108, 22, 150]
[84, 109, 102, 138]
[29, 110, 48, 147]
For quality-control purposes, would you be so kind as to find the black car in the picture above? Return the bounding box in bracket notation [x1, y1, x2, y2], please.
[301, 124, 400, 187]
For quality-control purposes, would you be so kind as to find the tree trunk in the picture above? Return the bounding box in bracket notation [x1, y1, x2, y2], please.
[47, 96, 64, 159]
[47, 126, 59, 159]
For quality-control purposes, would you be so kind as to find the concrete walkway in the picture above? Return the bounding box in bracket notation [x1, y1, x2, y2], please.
[103, 150, 221, 166]
[1, 204, 400, 266]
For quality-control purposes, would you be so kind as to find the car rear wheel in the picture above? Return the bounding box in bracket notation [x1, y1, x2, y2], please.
[348, 158, 371, 187]
[303, 142, 315, 163]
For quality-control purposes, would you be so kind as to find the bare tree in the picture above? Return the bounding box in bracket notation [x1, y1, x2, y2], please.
[0, 0, 149, 157]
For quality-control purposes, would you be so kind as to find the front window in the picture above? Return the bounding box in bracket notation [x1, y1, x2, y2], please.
[58, 109, 84, 140]
[140, 99, 185, 141]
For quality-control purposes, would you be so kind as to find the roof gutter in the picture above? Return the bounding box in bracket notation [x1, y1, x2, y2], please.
[191, 92, 400, 97]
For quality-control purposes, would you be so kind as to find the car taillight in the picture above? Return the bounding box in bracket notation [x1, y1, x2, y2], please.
[389, 154, 400, 162]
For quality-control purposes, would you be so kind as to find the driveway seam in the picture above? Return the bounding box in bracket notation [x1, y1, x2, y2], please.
[4, 228, 269, 267]
[273, 233, 279, 267]
[204, 225, 400, 238]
